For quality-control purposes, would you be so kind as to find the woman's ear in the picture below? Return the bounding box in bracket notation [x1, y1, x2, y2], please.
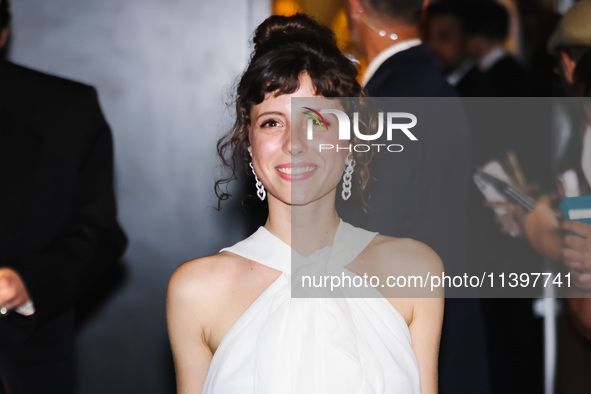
[346, 147, 353, 164]
[247, 145, 252, 157]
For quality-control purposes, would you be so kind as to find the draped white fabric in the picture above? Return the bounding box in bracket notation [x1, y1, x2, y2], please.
[202, 221, 421, 394]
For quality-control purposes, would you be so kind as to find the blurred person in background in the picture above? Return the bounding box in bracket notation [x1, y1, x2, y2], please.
[547, 0, 591, 97]
[489, 0, 591, 239]
[463, 0, 532, 97]
[563, 47, 591, 340]
[510, 0, 591, 268]
[344, 0, 490, 393]
[0, 1, 127, 393]
[540, 3, 591, 343]
[346, 0, 455, 96]
[426, 3, 544, 393]
[424, 0, 493, 97]
[490, 2, 591, 392]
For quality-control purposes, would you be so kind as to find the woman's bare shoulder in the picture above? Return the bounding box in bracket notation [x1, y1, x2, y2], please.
[167, 252, 254, 310]
[367, 234, 443, 273]
[349, 235, 444, 323]
[353, 235, 443, 296]
[168, 250, 280, 311]
[171, 252, 253, 282]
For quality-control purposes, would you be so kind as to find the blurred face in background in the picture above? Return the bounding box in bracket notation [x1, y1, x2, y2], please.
[424, 14, 467, 74]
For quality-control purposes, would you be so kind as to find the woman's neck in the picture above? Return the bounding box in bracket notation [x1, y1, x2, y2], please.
[264, 194, 341, 256]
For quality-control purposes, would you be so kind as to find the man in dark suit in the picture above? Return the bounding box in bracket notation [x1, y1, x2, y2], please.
[0, 1, 126, 392]
[424, 0, 494, 97]
[344, 1, 490, 393]
[464, 0, 531, 97]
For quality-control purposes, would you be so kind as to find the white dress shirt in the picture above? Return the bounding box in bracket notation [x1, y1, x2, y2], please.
[447, 60, 476, 87]
[479, 47, 508, 72]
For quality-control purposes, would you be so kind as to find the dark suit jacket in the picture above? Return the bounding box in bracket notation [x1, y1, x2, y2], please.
[455, 65, 496, 97]
[346, 44, 469, 276]
[341, 44, 490, 394]
[483, 54, 532, 97]
[365, 44, 458, 98]
[0, 61, 127, 394]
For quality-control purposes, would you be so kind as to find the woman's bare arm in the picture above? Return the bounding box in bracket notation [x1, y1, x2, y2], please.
[394, 240, 444, 394]
[371, 236, 444, 394]
[409, 295, 444, 394]
[167, 259, 216, 394]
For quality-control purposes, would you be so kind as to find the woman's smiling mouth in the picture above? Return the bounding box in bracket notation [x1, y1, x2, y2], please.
[276, 164, 318, 180]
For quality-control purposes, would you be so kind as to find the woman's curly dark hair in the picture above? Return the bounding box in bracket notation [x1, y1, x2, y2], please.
[215, 13, 370, 209]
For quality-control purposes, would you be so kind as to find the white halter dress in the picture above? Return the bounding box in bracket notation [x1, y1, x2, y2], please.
[202, 220, 421, 394]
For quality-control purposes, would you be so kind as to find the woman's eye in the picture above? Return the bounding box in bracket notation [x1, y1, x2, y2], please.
[311, 118, 330, 129]
[261, 119, 282, 128]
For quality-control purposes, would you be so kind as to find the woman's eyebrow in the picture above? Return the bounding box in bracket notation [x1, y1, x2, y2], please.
[255, 111, 285, 121]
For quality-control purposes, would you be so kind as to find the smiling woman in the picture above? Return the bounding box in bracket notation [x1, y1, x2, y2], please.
[167, 13, 443, 394]
[247, 76, 352, 206]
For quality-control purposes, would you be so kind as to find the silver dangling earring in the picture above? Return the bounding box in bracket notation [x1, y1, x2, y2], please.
[341, 160, 355, 201]
[249, 162, 266, 201]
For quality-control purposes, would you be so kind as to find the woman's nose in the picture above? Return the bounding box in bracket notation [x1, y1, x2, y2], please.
[284, 122, 307, 156]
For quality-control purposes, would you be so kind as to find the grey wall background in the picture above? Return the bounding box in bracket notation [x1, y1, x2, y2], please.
[8, 1, 270, 392]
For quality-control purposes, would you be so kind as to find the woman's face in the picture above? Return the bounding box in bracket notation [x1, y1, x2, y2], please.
[248, 73, 350, 206]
